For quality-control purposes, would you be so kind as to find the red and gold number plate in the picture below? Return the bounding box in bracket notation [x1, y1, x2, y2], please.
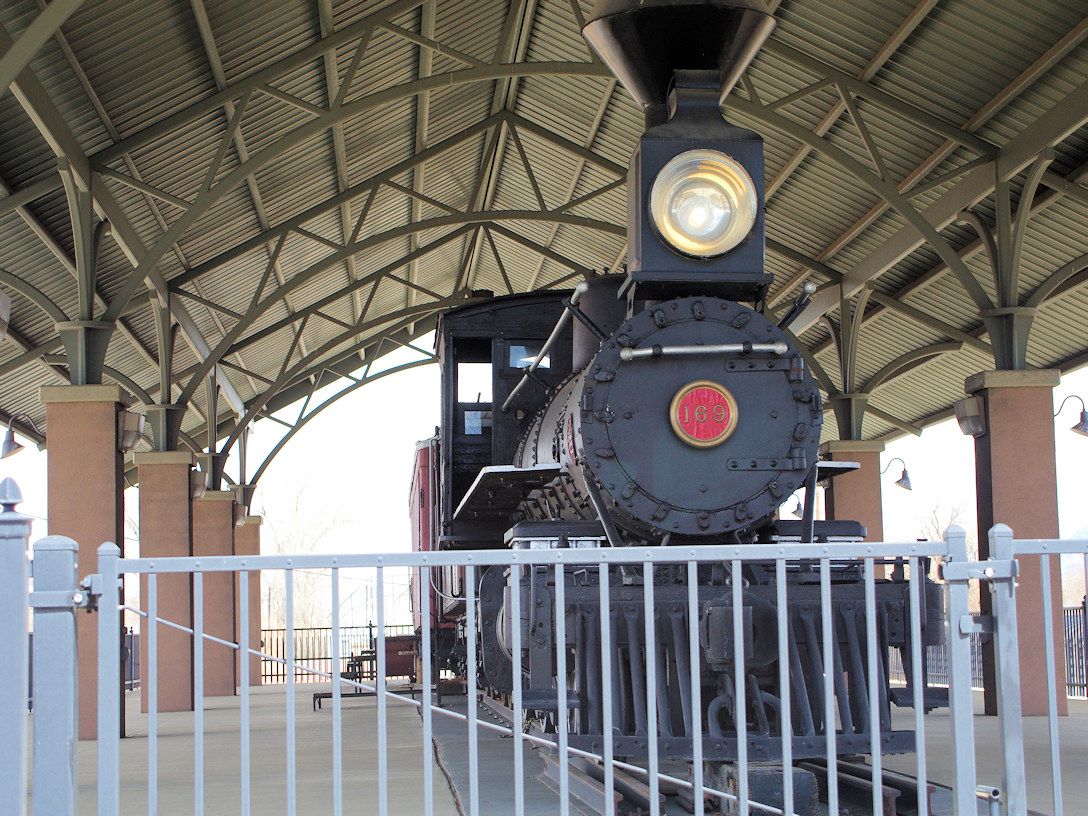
[669, 381, 739, 448]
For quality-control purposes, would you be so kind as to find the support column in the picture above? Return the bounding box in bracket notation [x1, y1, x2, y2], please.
[134, 451, 195, 712]
[234, 516, 263, 686]
[820, 440, 885, 542]
[192, 491, 236, 697]
[40, 384, 124, 741]
[967, 369, 1066, 716]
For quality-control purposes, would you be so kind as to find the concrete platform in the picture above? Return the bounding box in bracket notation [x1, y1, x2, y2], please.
[885, 692, 1088, 816]
[29, 684, 460, 815]
[25, 686, 1088, 815]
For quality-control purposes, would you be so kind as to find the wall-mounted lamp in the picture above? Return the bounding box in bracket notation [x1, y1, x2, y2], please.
[117, 410, 145, 452]
[953, 396, 986, 438]
[2, 413, 42, 458]
[1054, 395, 1088, 437]
[881, 457, 912, 491]
[190, 469, 208, 500]
[788, 497, 803, 518]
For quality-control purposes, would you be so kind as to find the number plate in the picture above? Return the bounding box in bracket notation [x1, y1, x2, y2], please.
[669, 380, 738, 448]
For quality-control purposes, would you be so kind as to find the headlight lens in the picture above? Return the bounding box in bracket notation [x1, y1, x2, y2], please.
[649, 150, 757, 257]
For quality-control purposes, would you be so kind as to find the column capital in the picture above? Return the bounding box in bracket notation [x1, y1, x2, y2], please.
[133, 451, 196, 467]
[965, 369, 1060, 394]
[241, 515, 262, 526]
[196, 490, 235, 502]
[819, 440, 886, 455]
[39, 384, 125, 405]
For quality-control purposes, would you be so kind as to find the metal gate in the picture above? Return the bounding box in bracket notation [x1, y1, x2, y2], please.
[2, 480, 1081, 815]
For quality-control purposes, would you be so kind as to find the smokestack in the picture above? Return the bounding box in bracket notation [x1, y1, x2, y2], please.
[582, 0, 776, 127]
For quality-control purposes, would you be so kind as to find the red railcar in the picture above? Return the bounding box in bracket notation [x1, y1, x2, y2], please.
[409, 437, 462, 670]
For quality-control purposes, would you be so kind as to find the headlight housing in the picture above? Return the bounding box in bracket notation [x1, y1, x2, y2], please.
[649, 149, 757, 258]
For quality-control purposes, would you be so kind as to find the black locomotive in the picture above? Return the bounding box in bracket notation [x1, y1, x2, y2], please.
[410, 0, 945, 789]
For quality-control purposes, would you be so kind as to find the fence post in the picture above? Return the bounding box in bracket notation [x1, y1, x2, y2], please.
[942, 525, 978, 816]
[30, 535, 80, 816]
[1082, 594, 1087, 698]
[988, 524, 1027, 816]
[97, 542, 122, 816]
[0, 479, 32, 816]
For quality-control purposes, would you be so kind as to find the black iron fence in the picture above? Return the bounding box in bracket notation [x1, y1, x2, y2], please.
[259, 624, 415, 684]
[888, 605, 1088, 697]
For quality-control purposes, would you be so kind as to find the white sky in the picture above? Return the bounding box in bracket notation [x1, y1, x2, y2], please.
[3, 339, 1088, 622]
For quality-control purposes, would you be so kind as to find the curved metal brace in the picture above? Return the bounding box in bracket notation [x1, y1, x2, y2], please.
[171, 208, 616, 410]
[173, 256, 459, 412]
[250, 357, 435, 486]
[724, 94, 996, 313]
[101, 60, 612, 324]
[0, 266, 69, 324]
[1025, 250, 1088, 309]
[788, 332, 838, 398]
[1003, 150, 1054, 305]
[213, 301, 456, 463]
[955, 209, 1000, 297]
[817, 315, 845, 390]
[859, 342, 965, 395]
[844, 286, 873, 394]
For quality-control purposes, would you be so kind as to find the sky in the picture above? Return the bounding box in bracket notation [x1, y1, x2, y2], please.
[3, 338, 1088, 624]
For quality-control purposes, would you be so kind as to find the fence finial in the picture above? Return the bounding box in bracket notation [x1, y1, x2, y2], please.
[0, 477, 23, 510]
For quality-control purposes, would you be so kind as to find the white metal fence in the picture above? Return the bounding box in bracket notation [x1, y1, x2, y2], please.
[1, 479, 1081, 816]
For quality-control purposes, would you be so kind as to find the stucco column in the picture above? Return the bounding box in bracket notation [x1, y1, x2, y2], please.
[134, 451, 194, 712]
[967, 370, 1066, 716]
[40, 384, 125, 741]
[192, 491, 236, 697]
[234, 516, 263, 686]
[819, 440, 885, 542]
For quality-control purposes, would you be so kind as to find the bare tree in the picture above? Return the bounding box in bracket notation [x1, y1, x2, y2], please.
[257, 480, 344, 629]
[917, 500, 980, 609]
[917, 501, 968, 545]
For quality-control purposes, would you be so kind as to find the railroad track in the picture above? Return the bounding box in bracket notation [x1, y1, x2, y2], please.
[478, 692, 983, 816]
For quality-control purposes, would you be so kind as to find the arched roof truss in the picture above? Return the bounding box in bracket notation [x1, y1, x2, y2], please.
[0, 0, 1085, 485]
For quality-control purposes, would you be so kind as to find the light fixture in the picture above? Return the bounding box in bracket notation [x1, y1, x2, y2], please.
[2, 413, 42, 459]
[117, 410, 146, 452]
[953, 396, 986, 438]
[1054, 395, 1088, 437]
[881, 457, 912, 491]
[189, 469, 208, 500]
[649, 149, 757, 257]
[788, 497, 803, 519]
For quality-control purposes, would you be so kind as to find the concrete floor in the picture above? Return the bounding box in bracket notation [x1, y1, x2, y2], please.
[883, 693, 1088, 816]
[28, 686, 1088, 815]
[41, 684, 460, 816]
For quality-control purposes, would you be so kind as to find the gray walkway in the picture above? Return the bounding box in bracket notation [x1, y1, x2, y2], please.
[885, 693, 1088, 816]
[30, 684, 460, 816]
[26, 686, 1088, 815]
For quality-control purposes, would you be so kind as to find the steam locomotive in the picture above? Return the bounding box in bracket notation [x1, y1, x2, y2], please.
[410, 0, 944, 782]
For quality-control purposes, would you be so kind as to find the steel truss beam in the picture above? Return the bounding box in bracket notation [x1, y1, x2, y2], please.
[755, 70, 1088, 334]
[0, 0, 85, 95]
[766, 14, 1088, 309]
[98, 58, 611, 323]
[1, 22, 247, 415]
[249, 356, 435, 486]
[806, 160, 1088, 361]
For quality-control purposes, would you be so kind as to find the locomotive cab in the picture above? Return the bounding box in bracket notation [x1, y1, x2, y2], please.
[435, 291, 574, 548]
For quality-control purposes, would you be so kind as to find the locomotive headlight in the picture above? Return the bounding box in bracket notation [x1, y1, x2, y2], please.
[649, 149, 757, 258]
